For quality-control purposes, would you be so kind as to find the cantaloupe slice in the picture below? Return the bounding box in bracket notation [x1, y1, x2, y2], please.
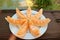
[29, 25, 40, 37]
[26, 7, 32, 18]
[5, 16, 26, 26]
[16, 8, 26, 19]
[29, 20, 40, 37]
[32, 18, 51, 27]
[17, 21, 28, 38]
[32, 8, 43, 19]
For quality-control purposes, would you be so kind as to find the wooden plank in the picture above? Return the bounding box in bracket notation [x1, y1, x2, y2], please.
[0, 10, 60, 40]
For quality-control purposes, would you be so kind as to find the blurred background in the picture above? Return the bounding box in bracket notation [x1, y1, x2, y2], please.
[0, 0, 60, 40]
[0, 0, 60, 10]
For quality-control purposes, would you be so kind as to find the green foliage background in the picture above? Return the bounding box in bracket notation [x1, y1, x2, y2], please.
[0, 0, 60, 10]
[32, 0, 60, 10]
[32, 0, 52, 10]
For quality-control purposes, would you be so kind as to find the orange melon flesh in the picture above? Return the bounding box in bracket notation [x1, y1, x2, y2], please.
[29, 20, 40, 37]
[32, 18, 51, 27]
[5, 16, 26, 26]
[16, 8, 26, 19]
[29, 25, 40, 37]
[26, 7, 31, 18]
[17, 21, 28, 38]
[32, 8, 43, 19]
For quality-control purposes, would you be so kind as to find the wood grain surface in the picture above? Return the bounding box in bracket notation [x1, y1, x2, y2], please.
[0, 10, 60, 40]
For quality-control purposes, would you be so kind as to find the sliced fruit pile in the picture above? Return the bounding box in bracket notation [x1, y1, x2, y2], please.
[5, 7, 51, 38]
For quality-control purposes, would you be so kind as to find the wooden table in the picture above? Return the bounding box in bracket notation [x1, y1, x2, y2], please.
[0, 10, 60, 40]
